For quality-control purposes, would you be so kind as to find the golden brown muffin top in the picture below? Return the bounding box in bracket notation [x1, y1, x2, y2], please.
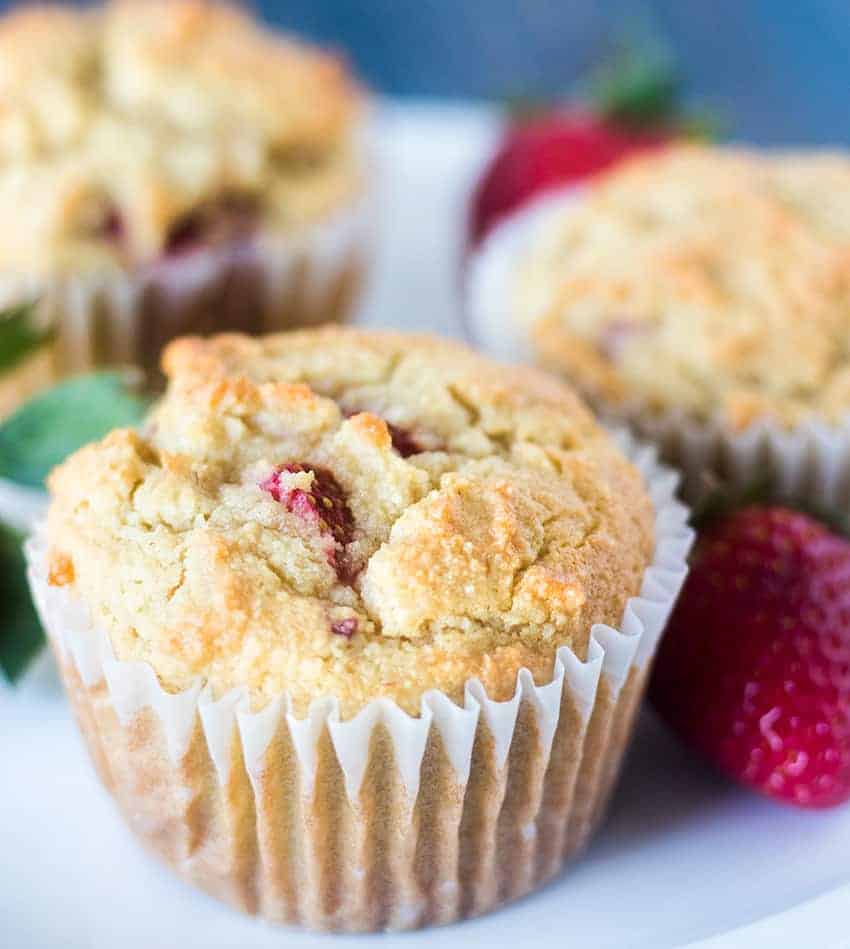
[516, 145, 850, 430]
[0, 1, 362, 274]
[45, 329, 654, 716]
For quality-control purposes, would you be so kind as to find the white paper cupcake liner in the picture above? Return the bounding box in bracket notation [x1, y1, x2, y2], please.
[605, 404, 850, 509]
[465, 190, 850, 508]
[25, 432, 692, 931]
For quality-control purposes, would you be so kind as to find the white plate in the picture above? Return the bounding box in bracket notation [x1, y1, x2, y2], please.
[3, 102, 850, 949]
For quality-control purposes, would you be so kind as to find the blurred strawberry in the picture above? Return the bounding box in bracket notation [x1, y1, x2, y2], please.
[469, 114, 663, 246]
[468, 37, 718, 246]
[651, 506, 850, 809]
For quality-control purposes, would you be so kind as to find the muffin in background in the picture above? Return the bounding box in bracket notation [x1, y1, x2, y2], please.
[0, 1, 372, 386]
[466, 145, 850, 503]
[28, 328, 690, 931]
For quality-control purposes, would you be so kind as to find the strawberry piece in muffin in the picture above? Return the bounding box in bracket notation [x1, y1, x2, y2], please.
[261, 462, 356, 581]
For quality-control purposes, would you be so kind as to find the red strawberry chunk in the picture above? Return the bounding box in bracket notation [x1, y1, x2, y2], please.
[385, 422, 423, 458]
[343, 408, 428, 458]
[261, 463, 355, 580]
[99, 207, 124, 243]
[596, 318, 648, 362]
[164, 194, 258, 257]
[331, 617, 358, 639]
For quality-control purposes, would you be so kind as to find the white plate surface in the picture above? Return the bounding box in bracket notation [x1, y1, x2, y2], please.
[2, 102, 850, 949]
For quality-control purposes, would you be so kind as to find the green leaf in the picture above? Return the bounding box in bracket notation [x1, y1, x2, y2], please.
[674, 107, 729, 142]
[588, 38, 680, 130]
[0, 371, 150, 488]
[0, 522, 44, 682]
[582, 24, 726, 139]
[0, 301, 53, 375]
[691, 473, 776, 531]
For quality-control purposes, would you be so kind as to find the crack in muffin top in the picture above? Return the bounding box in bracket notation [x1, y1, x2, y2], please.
[0, 1, 362, 274]
[515, 145, 850, 431]
[45, 329, 654, 715]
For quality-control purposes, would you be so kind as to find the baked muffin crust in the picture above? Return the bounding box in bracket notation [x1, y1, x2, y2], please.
[0, 1, 362, 274]
[46, 329, 654, 715]
[517, 145, 850, 430]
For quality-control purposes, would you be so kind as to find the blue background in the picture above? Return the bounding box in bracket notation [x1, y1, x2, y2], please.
[4, 0, 848, 144]
[258, 0, 850, 145]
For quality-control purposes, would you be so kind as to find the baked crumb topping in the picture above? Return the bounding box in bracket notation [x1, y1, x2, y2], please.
[517, 145, 850, 430]
[0, 1, 362, 275]
[46, 329, 654, 714]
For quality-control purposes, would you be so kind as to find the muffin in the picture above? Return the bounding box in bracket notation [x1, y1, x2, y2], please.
[466, 145, 850, 503]
[0, 1, 370, 386]
[28, 328, 691, 930]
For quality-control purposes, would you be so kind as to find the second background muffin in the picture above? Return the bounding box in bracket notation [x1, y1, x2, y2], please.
[466, 144, 850, 508]
[0, 0, 373, 394]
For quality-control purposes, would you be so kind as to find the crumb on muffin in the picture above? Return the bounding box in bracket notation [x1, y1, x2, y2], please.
[515, 145, 850, 430]
[45, 329, 654, 716]
[0, 0, 363, 274]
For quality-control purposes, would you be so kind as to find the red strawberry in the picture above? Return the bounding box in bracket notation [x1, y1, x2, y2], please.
[468, 113, 665, 246]
[651, 506, 850, 809]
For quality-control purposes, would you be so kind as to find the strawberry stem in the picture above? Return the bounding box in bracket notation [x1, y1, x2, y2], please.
[586, 29, 725, 139]
[587, 38, 680, 130]
[693, 472, 850, 539]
